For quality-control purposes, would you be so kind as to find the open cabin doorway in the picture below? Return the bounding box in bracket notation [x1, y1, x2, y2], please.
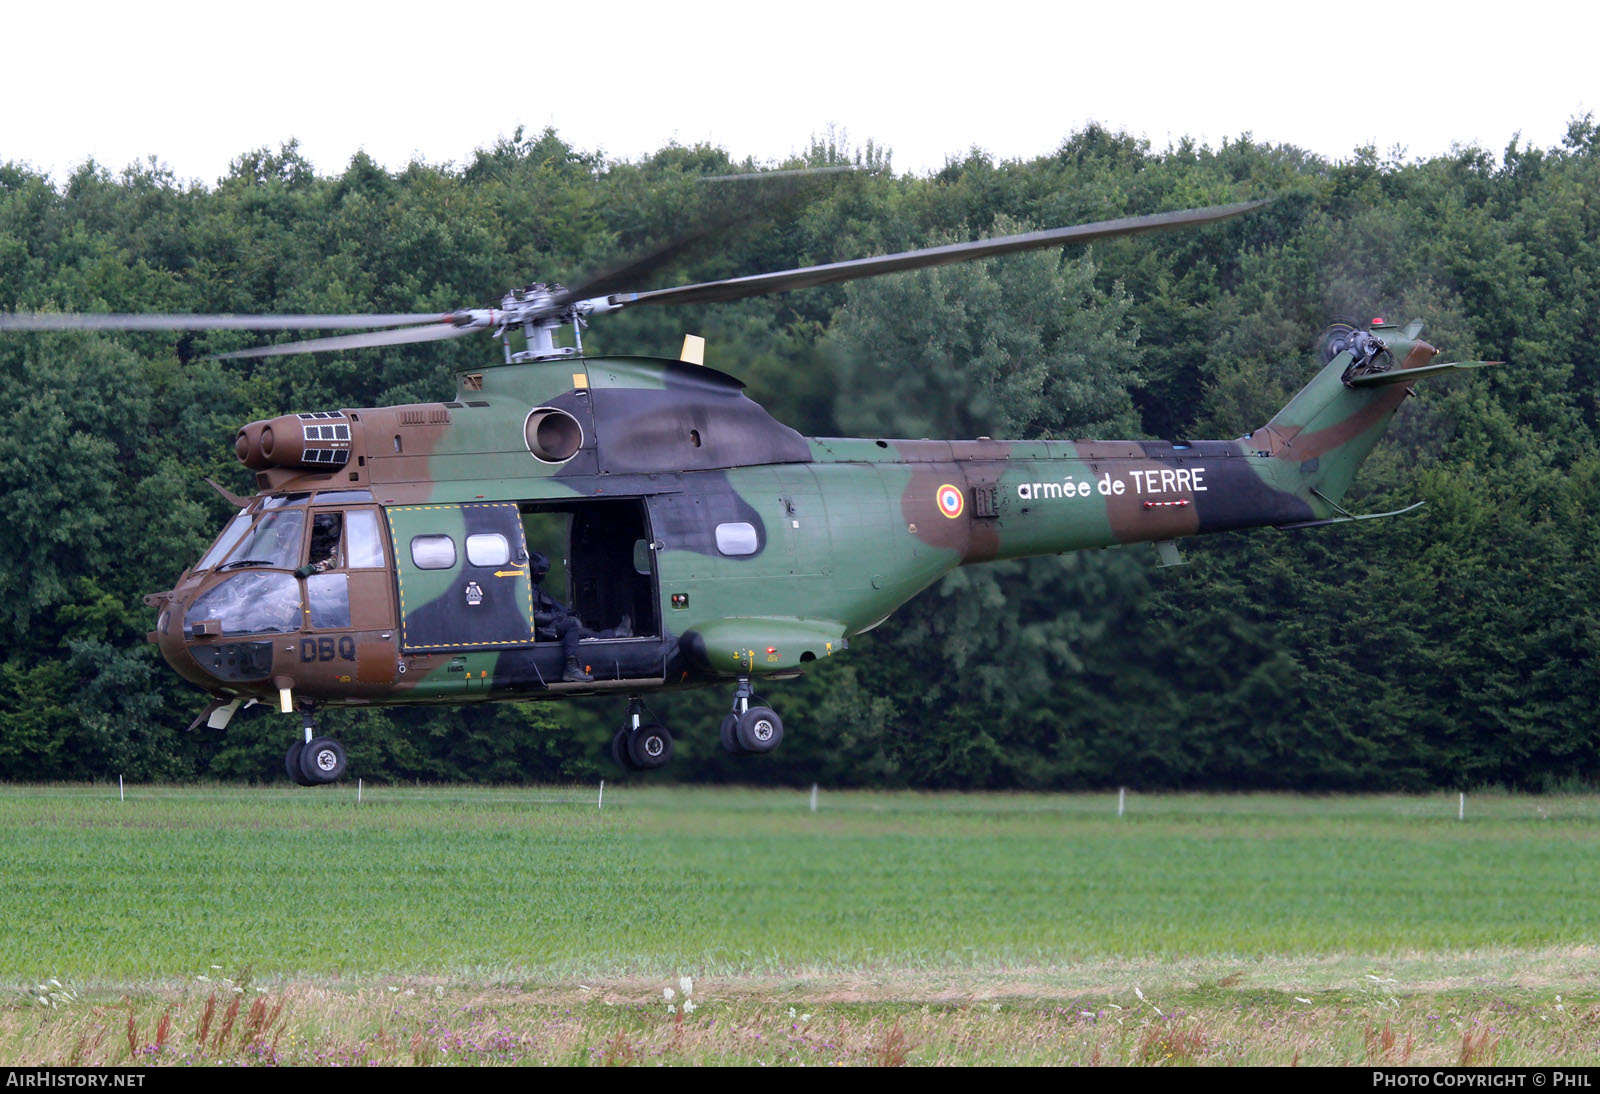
[520, 498, 659, 640]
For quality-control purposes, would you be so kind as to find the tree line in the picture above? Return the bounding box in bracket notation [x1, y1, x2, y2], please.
[2, 120, 1597, 789]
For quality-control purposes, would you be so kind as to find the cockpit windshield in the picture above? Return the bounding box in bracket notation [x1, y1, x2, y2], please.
[195, 505, 308, 573]
[196, 510, 253, 571]
[186, 572, 300, 636]
[222, 509, 306, 571]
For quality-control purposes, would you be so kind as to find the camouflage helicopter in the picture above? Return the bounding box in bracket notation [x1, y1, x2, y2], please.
[0, 198, 1493, 784]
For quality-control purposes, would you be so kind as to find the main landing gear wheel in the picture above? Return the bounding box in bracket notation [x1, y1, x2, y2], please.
[719, 713, 741, 753]
[298, 737, 347, 784]
[611, 728, 636, 771]
[285, 741, 315, 786]
[628, 723, 674, 769]
[736, 707, 783, 753]
[609, 696, 673, 772]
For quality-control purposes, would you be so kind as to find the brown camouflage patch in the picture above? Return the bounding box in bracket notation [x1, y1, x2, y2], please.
[1074, 442, 1202, 543]
[1245, 384, 1411, 462]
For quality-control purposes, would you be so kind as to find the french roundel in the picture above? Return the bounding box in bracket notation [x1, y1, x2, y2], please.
[936, 483, 964, 519]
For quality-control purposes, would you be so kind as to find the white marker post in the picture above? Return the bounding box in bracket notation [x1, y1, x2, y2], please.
[357, 778, 363, 805]
[1459, 792, 1465, 821]
[1118, 787, 1125, 817]
[598, 779, 604, 810]
[119, 775, 124, 803]
[810, 783, 819, 813]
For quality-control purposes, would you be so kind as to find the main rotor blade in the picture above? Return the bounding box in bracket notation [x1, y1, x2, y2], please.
[612, 199, 1270, 310]
[0, 312, 456, 331]
[211, 322, 479, 360]
[551, 166, 857, 308]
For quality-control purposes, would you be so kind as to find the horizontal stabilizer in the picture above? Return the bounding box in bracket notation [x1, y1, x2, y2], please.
[1346, 360, 1499, 387]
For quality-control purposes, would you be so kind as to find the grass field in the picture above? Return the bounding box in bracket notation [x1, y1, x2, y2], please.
[3, 784, 1600, 1065]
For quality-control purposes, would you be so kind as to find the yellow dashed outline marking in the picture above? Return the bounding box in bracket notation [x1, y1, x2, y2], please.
[387, 503, 537, 652]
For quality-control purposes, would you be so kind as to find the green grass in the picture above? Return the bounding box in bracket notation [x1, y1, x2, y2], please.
[6, 785, 1600, 1064]
[3, 784, 1598, 984]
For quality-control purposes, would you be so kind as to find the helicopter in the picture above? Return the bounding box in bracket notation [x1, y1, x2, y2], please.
[0, 197, 1494, 784]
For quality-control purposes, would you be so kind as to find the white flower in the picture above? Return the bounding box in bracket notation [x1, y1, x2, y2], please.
[801, 1013, 811, 1022]
[666, 1004, 676, 1015]
[679, 976, 694, 997]
[683, 1000, 697, 1014]
[788, 1007, 797, 1019]
[663, 987, 676, 1002]
[1295, 997, 1312, 1004]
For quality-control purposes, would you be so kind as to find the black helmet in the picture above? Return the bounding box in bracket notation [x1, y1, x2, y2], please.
[528, 550, 550, 581]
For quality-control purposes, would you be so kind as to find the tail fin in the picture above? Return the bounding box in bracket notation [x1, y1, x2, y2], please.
[1245, 320, 1496, 513]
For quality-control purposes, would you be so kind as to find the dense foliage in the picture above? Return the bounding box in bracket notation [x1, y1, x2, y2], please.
[2, 121, 1597, 789]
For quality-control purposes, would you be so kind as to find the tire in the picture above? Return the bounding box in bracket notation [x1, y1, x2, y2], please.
[736, 707, 783, 753]
[627, 723, 674, 769]
[610, 728, 636, 770]
[285, 741, 315, 786]
[719, 713, 743, 753]
[298, 737, 347, 784]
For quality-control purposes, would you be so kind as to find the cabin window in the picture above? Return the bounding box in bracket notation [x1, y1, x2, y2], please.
[410, 535, 456, 570]
[715, 522, 759, 556]
[466, 533, 511, 568]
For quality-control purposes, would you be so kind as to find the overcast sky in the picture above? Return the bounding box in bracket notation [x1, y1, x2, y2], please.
[3, 1, 1593, 185]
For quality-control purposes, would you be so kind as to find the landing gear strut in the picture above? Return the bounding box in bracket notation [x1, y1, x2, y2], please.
[611, 696, 673, 771]
[721, 677, 784, 755]
[286, 707, 347, 786]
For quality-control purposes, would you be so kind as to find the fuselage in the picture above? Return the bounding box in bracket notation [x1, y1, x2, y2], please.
[153, 337, 1427, 711]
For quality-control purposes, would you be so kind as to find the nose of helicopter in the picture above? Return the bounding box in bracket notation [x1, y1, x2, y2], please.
[148, 586, 280, 696]
[147, 588, 216, 690]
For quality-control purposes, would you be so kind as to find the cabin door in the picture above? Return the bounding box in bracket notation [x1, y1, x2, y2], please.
[385, 502, 536, 652]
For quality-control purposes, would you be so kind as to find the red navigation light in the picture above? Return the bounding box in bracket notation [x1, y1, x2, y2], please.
[1370, 317, 1386, 326]
[766, 647, 777, 654]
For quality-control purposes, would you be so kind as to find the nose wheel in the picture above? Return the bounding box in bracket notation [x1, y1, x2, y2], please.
[285, 709, 348, 786]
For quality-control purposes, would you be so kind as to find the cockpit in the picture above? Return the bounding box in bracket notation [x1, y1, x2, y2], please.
[149, 489, 399, 712]
[175, 490, 387, 640]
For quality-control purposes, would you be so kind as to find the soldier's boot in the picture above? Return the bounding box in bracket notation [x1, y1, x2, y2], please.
[563, 658, 593, 683]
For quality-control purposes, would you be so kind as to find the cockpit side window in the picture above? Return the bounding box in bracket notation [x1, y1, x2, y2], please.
[345, 510, 385, 568]
[306, 572, 351, 629]
[307, 512, 343, 571]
